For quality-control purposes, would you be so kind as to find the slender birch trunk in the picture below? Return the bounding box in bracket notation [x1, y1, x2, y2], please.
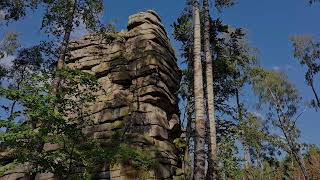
[203, 0, 218, 179]
[193, 0, 206, 179]
[268, 88, 309, 180]
[310, 80, 320, 107]
[51, 0, 77, 96]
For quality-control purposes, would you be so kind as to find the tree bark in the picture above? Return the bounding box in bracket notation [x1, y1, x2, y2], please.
[203, 0, 218, 179]
[184, 94, 193, 179]
[193, 0, 206, 179]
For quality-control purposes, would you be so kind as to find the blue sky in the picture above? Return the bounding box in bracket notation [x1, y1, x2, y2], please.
[105, 0, 320, 146]
[1, 0, 320, 145]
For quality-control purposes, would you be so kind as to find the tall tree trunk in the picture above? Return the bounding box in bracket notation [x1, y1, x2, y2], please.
[51, 0, 77, 96]
[186, 95, 193, 143]
[203, 0, 217, 179]
[193, 0, 206, 179]
[184, 94, 193, 179]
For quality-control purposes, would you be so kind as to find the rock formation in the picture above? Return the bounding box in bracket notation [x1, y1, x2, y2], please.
[1, 10, 183, 180]
[68, 10, 183, 179]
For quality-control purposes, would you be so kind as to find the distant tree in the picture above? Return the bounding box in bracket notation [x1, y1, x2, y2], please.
[291, 35, 320, 109]
[305, 145, 320, 179]
[173, 4, 195, 178]
[37, 0, 103, 96]
[215, 0, 236, 11]
[0, 31, 20, 59]
[173, 3, 260, 178]
[251, 68, 309, 179]
[1, 0, 104, 95]
[308, 0, 320, 5]
[0, 0, 39, 22]
[0, 1, 30, 79]
[0, 31, 20, 81]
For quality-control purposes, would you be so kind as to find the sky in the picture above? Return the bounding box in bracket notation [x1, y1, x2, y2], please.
[0, 0, 320, 146]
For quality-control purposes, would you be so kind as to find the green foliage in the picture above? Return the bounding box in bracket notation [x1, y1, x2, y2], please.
[0, 0, 39, 22]
[251, 68, 301, 121]
[0, 66, 6, 80]
[216, 118, 240, 178]
[108, 144, 155, 172]
[251, 69, 302, 147]
[0, 41, 155, 178]
[0, 31, 20, 58]
[0, 66, 155, 178]
[250, 68, 310, 178]
[0, 65, 97, 177]
[40, 0, 104, 37]
[215, 0, 236, 11]
[240, 113, 284, 158]
[173, 6, 262, 178]
[0, 31, 20, 82]
[252, 68, 301, 138]
[0, 1, 156, 178]
[1, 0, 104, 35]
[238, 145, 320, 180]
[173, 2, 313, 179]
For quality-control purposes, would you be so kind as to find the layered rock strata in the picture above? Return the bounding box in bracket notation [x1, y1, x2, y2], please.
[1, 10, 182, 180]
[71, 10, 182, 179]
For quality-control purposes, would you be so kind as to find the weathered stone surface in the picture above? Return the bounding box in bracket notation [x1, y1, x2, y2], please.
[83, 121, 124, 134]
[1, 173, 25, 180]
[2, 10, 183, 180]
[35, 173, 55, 180]
[91, 106, 130, 124]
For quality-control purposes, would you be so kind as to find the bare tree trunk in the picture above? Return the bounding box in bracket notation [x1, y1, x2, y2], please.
[192, 0, 206, 179]
[203, 0, 217, 179]
[51, 0, 77, 96]
[310, 80, 320, 107]
[186, 88, 194, 143]
[184, 95, 193, 179]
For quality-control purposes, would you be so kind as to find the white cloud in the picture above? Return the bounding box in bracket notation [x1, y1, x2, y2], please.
[272, 66, 280, 71]
[272, 64, 294, 72]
